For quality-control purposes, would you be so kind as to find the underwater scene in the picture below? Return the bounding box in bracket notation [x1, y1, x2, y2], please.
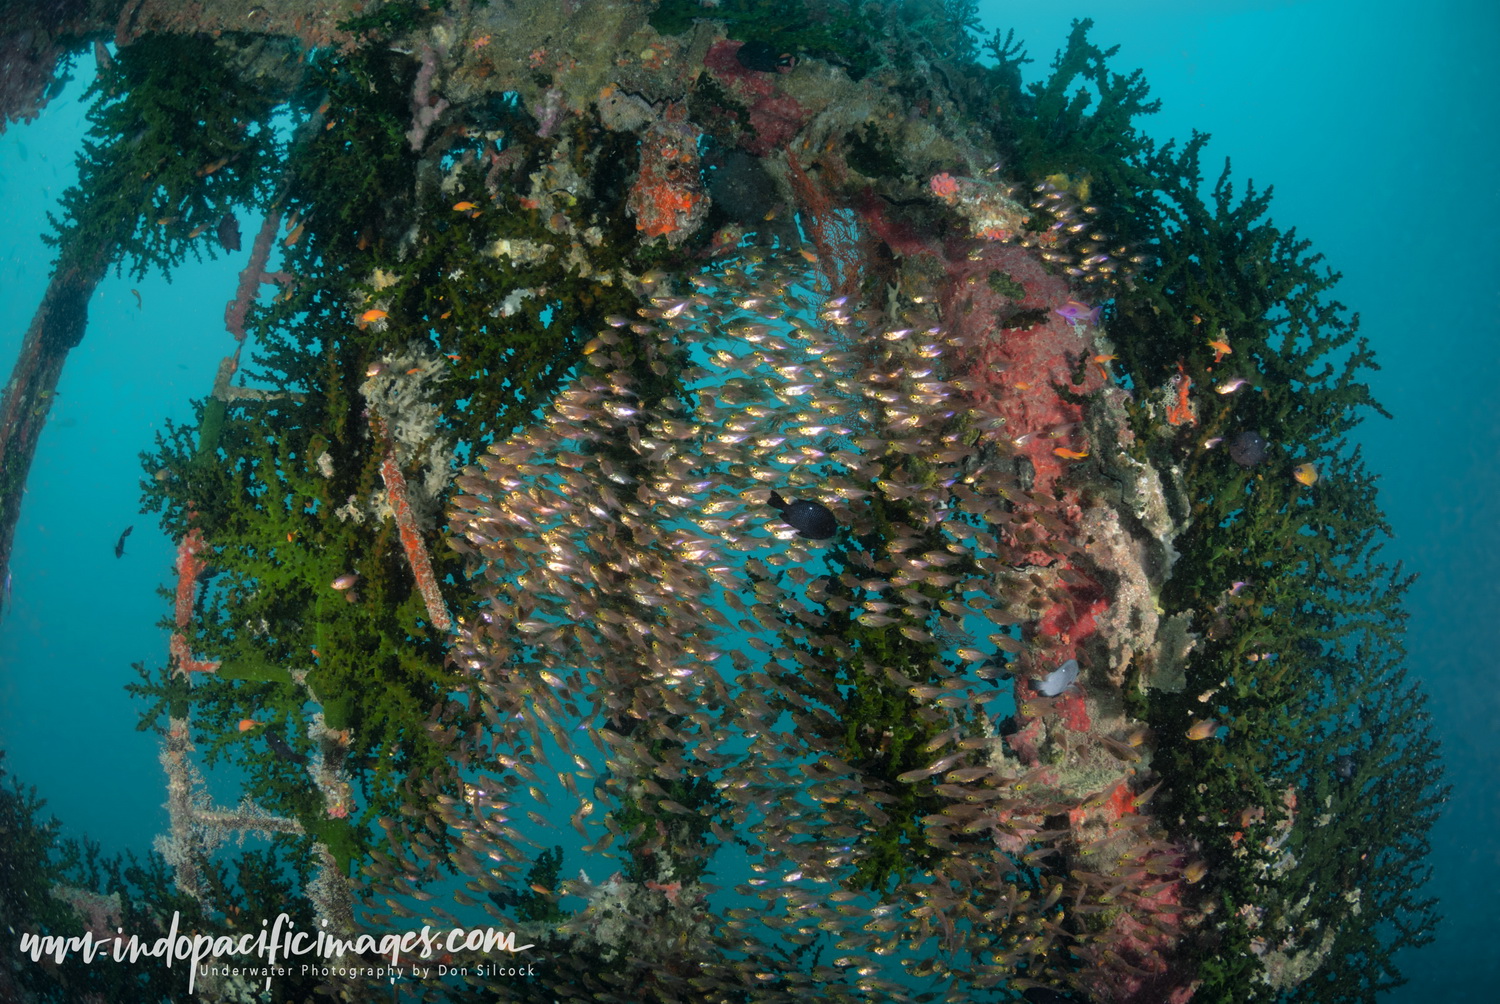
[0, 1, 1493, 1002]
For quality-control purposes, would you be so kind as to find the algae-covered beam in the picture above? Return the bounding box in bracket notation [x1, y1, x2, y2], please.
[0, 251, 114, 622]
[0, 28, 296, 619]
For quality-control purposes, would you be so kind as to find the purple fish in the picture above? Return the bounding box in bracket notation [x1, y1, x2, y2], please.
[216, 213, 241, 252]
[1052, 300, 1101, 326]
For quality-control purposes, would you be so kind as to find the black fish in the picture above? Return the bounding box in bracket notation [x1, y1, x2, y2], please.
[768, 491, 836, 539]
[1228, 430, 1269, 468]
[265, 730, 307, 765]
[736, 40, 797, 73]
[114, 525, 133, 558]
[216, 213, 241, 252]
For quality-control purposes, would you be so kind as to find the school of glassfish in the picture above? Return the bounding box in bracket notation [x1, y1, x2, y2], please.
[350, 255, 1207, 1001]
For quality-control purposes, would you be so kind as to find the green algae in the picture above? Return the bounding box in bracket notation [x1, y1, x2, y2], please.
[45, 35, 285, 282]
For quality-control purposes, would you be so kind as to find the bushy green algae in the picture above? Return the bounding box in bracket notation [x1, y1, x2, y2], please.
[45, 34, 286, 283]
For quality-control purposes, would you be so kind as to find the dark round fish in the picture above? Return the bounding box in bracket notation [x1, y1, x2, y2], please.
[265, 730, 306, 765]
[768, 491, 837, 539]
[216, 213, 241, 252]
[736, 40, 797, 73]
[1228, 430, 1269, 468]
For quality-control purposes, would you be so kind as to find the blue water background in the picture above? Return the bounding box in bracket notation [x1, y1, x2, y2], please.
[0, 1, 1494, 996]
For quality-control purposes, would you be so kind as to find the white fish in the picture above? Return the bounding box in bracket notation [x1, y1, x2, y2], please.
[1036, 658, 1080, 696]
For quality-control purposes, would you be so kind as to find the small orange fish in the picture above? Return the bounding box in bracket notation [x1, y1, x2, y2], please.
[196, 156, 229, 177]
[1186, 719, 1219, 741]
[1292, 463, 1318, 486]
[237, 718, 262, 732]
[799, 248, 818, 262]
[1093, 353, 1117, 380]
[452, 201, 477, 212]
[359, 308, 388, 323]
[286, 531, 295, 542]
[283, 221, 306, 246]
[439, 310, 452, 319]
[1207, 336, 1232, 362]
[1053, 447, 1090, 461]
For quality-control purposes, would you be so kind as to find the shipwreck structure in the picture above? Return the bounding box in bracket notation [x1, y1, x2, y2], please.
[0, 2, 1443, 1002]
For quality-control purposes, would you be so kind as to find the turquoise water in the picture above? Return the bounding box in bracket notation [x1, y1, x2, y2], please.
[0, 2, 1494, 999]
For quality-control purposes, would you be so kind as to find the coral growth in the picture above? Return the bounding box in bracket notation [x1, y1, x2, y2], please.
[168, 526, 219, 676]
[223, 211, 292, 340]
[703, 40, 811, 156]
[626, 103, 709, 245]
[406, 43, 449, 151]
[379, 451, 452, 634]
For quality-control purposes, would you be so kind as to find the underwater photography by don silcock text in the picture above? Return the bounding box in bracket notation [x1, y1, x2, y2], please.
[0, 1, 1462, 1003]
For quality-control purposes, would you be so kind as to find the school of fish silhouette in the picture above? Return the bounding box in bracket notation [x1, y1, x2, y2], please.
[0, 2, 1443, 1003]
